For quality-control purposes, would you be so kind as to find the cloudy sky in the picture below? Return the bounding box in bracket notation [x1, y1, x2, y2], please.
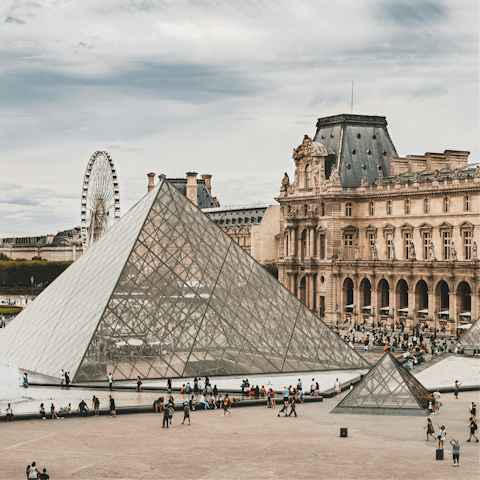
[0, 0, 477, 236]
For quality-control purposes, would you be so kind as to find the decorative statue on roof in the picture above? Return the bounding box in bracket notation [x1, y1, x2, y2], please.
[282, 172, 290, 187]
[390, 243, 396, 261]
[454, 168, 463, 179]
[449, 242, 457, 261]
[428, 243, 436, 262]
[354, 243, 360, 260]
[337, 243, 344, 260]
[475, 165, 480, 178]
[377, 175, 384, 185]
[473, 242, 478, 261]
[414, 172, 421, 183]
[371, 243, 378, 261]
[434, 170, 441, 180]
[409, 242, 416, 261]
[307, 204, 318, 216]
[330, 166, 340, 185]
[360, 177, 368, 187]
[313, 164, 319, 186]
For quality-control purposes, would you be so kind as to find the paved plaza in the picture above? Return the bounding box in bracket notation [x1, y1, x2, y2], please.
[1, 389, 478, 479]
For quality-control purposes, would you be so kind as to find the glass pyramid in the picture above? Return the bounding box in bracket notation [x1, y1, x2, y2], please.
[1, 179, 369, 382]
[332, 351, 431, 416]
[459, 317, 480, 351]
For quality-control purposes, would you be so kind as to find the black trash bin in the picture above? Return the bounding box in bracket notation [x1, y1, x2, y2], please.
[436, 449, 444, 460]
[340, 428, 348, 437]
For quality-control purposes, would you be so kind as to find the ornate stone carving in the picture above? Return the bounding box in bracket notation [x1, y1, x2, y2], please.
[391, 242, 396, 261]
[414, 172, 421, 183]
[337, 243, 344, 260]
[371, 243, 378, 261]
[360, 176, 368, 187]
[330, 166, 340, 185]
[354, 243, 360, 260]
[475, 165, 480, 178]
[473, 242, 478, 261]
[450, 242, 457, 261]
[454, 168, 463, 179]
[409, 242, 416, 261]
[434, 170, 441, 180]
[428, 243, 436, 262]
[307, 204, 318, 216]
[377, 176, 384, 185]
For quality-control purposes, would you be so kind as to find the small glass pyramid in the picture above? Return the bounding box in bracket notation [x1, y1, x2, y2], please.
[1, 179, 369, 382]
[332, 351, 431, 416]
[459, 317, 480, 351]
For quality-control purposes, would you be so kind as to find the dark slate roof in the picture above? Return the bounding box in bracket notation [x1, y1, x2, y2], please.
[202, 203, 271, 228]
[313, 114, 398, 188]
[168, 178, 217, 209]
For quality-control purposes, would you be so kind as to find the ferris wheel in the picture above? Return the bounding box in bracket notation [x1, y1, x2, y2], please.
[80, 151, 120, 249]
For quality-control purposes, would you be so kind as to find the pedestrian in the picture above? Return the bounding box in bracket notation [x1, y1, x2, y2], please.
[424, 418, 436, 441]
[429, 394, 436, 415]
[360, 368, 365, 380]
[182, 402, 190, 425]
[93, 396, 100, 416]
[223, 394, 231, 415]
[436, 423, 446, 449]
[467, 418, 478, 442]
[51, 403, 58, 419]
[5, 403, 14, 422]
[136, 376, 142, 391]
[334, 378, 341, 398]
[194, 377, 198, 392]
[288, 395, 297, 417]
[162, 406, 170, 428]
[297, 378, 303, 391]
[39, 467, 50, 479]
[433, 389, 442, 413]
[39, 403, 46, 420]
[60, 369, 65, 387]
[108, 372, 113, 391]
[310, 378, 315, 395]
[167, 377, 172, 392]
[448, 438, 460, 467]
[77, 400, 88, 417]
[469, 402, 476, 420]
[109, 395, 116, 417]
[27, 462, 39, 479]
[269, 389, 276, 408]
[65, 372, 70, 387]
[454, 380, 461, 399]
[23, 372, 28, 388]
[213, 385, 218, 396]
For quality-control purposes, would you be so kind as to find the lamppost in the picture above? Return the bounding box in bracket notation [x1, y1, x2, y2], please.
[30, 276, 34, 299]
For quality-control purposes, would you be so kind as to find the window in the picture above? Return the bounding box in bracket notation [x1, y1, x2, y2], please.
[404, 233, 411, 260]
[344, 234, 354, 259]
[423, 232, 431, 260]
[305, 164, 312, 188]
[443, 231, 451, 260]
[405, 199, 411, 214]
[465, 196, 471, 212]
[346, 203, 352, 217]
[321, 202, 325, 216]
[444, 197, 450, 213]
[369, 201, 374, 216]
[464, 231, 472, 260]
[387, 233, 394, 260]
[424, 198, 430, 214]
[386, 200, 392, 215]
[319, 234, 326, 259]
[369, 234, 376, 249]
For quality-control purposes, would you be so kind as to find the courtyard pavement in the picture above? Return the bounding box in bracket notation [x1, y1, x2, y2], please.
[0, 389, 478, 479]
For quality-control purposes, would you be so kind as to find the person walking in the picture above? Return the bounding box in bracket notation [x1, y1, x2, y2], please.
[450, 439, 460, 467]
[50, 403, 58, 419]
[310, 379, 315, 395]
[39, 403, 46, 420]
[278, 387, 289, 416]
[108, 373, 113, 391]
[39, 467, 50, 479]
[182, 402, 190, 425]
[424, 418, 436, 441]
[162, 406, 170, 428]
[93, 396, 100, 417]
[288, 395, 297, 417]
[23, 373, 28, 388]
[429, 394, 436, 415]
[136, 376, 142, 391]
[5, 403, 14, 422]
[436, 422, 446, 449]
[467, 418, 478, 442]
[223, 394, 231, 415]
[109, 395, 116, 417]
[469, 402, 476, 420]
[433, 389, 442, 413]
[65, 372, 70, 388]
[269, 389, 276, 408]
[60, 369, 65, 387]
[454, 380, 461, 399]
[334, 378, 341, 398]
[27, 462, 39, 479]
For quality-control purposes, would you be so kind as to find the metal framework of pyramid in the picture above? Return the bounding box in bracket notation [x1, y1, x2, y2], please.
[332, 351, 431, 416]
[0, 179, 369, 382]
[459, 317, 480, 351]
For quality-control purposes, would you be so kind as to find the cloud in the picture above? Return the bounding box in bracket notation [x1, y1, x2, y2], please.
[378, 1, 447, 27]
[5, 16, 26, 24]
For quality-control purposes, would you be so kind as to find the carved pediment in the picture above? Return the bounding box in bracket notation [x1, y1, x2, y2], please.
[316, 224, 327, 233]
[419, 222, 433, 232]
[400, 223, 413, 232]
[382, 223, 396, 238]
[438, 221, 453, 231]
[293, 135, 332, 161]
[342, 224, 359, 233]
[459, 221, 474, 231]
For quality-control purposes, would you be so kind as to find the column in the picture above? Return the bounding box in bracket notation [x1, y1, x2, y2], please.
[471, 285, 478, 320]
[389, 282, 395, 328]
[291, 228, 296, 257]
[428, 286, 435, 329]
[449, 286, 456, 329]
[408, 285, 415, 330]
[371, 282, 378, 327]
[312, 228, 316, 258]
[309, 274, 315, 310]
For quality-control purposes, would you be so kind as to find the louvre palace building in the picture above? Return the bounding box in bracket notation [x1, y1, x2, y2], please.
[276, 114, 479, 331]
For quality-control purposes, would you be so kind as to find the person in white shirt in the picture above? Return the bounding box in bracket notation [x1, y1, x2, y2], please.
[60, 369, 65, 387]
[198, 378, 203, 391]
[108, 373, 113, 390]
[433, 389, 442, 413]
[310, 379, 315, 395]
[334, 378, 341, 398]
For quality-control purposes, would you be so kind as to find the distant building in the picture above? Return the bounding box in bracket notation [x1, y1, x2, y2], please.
[147, 173, 280, 266]
[0, 229, 83, 261]
[276, 114, 479, 331]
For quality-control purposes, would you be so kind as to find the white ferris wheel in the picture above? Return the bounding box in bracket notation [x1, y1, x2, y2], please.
[81, 151, 120, 250]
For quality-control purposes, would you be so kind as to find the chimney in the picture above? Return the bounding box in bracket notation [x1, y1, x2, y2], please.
[147, 172, 156, 192]
[186, 172, 198, 205]
[201, 174, 212, 194]
[158, 174, 166, 182]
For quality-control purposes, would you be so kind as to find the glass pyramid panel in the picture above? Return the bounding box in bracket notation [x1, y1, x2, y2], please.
[459, 317, 480, 350]
[1, 178, 369, 382]
[333, 351, 431, 415]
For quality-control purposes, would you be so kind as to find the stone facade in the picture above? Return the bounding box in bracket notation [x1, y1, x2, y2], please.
[277, 115, 479, 332]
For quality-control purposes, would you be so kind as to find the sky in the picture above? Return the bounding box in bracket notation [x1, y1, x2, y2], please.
[0, 0, 478, 236]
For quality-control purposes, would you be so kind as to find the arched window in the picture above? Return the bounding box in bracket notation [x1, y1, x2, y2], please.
[424, 198, 430, 214]
[465, 196, 470, 212]
[369, 201, 374, 216]
[386, 200, 392, 215]
[444, 197, 450, 213]
[305, 164, 312, 188]
[345, 203, 352, 217]
[405, 198, 411, 214]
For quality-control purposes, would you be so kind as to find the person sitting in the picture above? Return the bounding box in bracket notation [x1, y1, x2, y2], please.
[213, 385, 218, 396]
[189, 395, 196, 411]
[185, 383, 191, 393]
[199, 394, 209, 409]
[63, 404, 72, 414]
[77, 400, 89, 417]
